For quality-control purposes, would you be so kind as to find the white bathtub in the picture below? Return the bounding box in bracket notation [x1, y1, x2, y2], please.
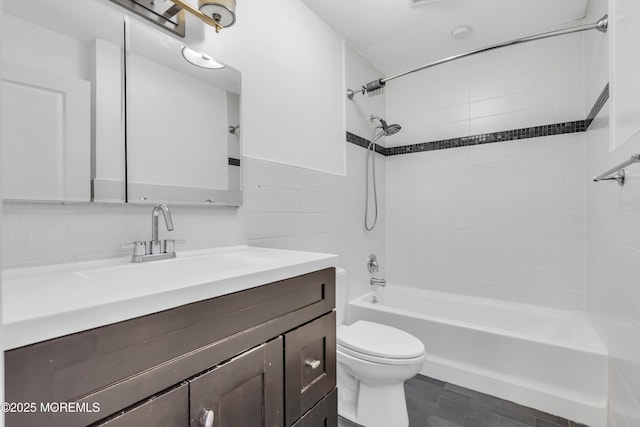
[348, 286, 607, 427]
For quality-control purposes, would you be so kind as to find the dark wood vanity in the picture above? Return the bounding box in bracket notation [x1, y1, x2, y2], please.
[5, 268, 337, 427]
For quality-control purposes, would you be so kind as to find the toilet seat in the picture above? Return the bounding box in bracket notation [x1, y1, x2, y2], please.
[338, 343, 426, 365]
[337, 321, 425, 365]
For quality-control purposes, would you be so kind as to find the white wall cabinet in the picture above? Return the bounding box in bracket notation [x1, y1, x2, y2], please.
[1, 62, 90, 201]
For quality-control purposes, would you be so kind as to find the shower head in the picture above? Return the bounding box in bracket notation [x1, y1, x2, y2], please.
[370, 115, 402, 136]
[383, 123, 402, 136]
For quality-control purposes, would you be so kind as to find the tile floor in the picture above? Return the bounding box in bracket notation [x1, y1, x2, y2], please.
[337, 375, 590, 427]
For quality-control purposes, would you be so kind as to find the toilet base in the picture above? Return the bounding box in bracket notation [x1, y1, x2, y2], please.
[338, 381, 409, 427]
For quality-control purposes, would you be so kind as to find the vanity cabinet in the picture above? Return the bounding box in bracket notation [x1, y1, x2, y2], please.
[93, 384, 189, 427]
[285, 314, 337, 426]
[188, 338, 284, 427]
[291, 390, 338, 427]
[4, 267, 336, 427]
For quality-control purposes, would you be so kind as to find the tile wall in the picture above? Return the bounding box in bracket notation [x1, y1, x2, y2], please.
[585, 0, 640, 425]
[384, 32, 585, 148]
[384, 26, 588, 310]
[385, 133, 587, 309]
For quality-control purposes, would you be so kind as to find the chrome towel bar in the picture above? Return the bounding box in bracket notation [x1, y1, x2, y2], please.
[593, 154, 640, 186]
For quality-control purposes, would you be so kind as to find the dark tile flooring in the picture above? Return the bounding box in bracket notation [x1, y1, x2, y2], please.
[337, 375, 590, 427]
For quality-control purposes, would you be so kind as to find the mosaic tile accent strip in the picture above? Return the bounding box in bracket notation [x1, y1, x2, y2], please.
[585, 83, 609, 129]
[228, 157, 241, 167]
[385, 121, 586, 156]
[346, 83, 610, 156]
[346, 131, 387, 155]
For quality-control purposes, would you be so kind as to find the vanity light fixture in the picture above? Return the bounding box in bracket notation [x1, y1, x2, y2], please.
[107, 0, 236, 36]
[181, 46, 225, 69]
[171, 0, 236, 33]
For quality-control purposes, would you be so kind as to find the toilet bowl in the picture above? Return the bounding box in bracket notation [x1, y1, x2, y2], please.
[335, 269, 425, 427]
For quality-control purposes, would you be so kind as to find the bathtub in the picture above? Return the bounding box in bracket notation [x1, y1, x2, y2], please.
[348, 286, 607, 427]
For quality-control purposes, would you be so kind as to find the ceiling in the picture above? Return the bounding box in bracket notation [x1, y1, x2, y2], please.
[301, 0, 589, 76]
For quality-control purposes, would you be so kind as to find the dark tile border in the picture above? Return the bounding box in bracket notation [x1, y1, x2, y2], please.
[346, 132, 388, 156]
[385, 121, 586, 156]
[345, 132, 370, 150]
[585, 83, 609, 129]
[228, 157, 241, 166]
[347, 83, 609, 156]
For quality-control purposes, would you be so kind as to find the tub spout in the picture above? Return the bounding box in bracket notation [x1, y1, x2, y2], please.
[370, 277, 386, 287]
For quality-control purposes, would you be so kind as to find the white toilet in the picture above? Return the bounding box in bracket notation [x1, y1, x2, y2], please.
[335, 268, 426, 427]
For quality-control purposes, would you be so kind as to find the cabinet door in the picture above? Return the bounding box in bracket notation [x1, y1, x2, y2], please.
[1, 62, 90, 201]
[291, 389, 337, 427]
[284, 312, 337, 426]
[94, 383, 189, 426]
[189, 338, 284, 427]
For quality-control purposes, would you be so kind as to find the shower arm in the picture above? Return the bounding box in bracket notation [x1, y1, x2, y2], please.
[347, 15, 608, 99]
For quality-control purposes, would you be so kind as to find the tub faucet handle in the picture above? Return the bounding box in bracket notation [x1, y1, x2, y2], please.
[367, 254, 379, 274]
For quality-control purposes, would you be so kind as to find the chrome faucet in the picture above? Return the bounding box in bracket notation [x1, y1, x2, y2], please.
[370, 277, 386, 287]
[123, 204, 177, 263]
[367, 254, 386, 287]
[150, 204, 174, 254]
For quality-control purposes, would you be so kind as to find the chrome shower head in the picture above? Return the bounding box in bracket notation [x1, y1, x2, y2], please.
[384, 123, 401, 136]
[370, 115, 402, 136]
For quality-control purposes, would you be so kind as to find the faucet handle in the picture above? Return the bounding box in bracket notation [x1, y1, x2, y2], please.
[163, 239, 186, 251]
[367, 254, 379, 274]
[149, 240, 162, 255]
[121, 241, 147, 259]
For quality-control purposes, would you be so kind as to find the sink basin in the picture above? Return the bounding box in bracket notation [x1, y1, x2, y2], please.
[75, 246, 287, 292]
[3, 244, 337, 350]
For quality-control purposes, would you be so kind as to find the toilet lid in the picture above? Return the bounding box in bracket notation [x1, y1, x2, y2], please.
[337, 320, 425, 359]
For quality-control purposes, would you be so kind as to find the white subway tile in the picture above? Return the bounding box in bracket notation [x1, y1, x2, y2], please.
[554, 269, 586, 291]
[553, 290, 586, 311]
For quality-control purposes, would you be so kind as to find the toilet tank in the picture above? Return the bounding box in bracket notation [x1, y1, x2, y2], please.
[335, 267, 347, 325]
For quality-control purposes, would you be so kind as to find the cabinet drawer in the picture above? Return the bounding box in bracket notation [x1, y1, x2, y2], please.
[285, 312, 336, 426]
[291, 389, 337, 427]
[94, 383, 188, 427]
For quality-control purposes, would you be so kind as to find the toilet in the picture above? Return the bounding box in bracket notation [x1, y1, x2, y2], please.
[335, 268, 426, 427]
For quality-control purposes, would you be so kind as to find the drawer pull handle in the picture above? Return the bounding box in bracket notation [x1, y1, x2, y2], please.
[201, 409, 215, 427]
[305, 359, 321, 369]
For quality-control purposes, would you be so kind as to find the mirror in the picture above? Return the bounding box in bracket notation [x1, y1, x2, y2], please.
[124, 18, 242, 206]
[1, 0, 242, 206]
[1, 0, 125, 202]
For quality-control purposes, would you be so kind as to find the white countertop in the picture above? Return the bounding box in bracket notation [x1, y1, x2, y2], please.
[2, 245, 338, 350]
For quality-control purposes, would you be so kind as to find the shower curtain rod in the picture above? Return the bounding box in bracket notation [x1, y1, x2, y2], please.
[347, 15, 608, 99]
